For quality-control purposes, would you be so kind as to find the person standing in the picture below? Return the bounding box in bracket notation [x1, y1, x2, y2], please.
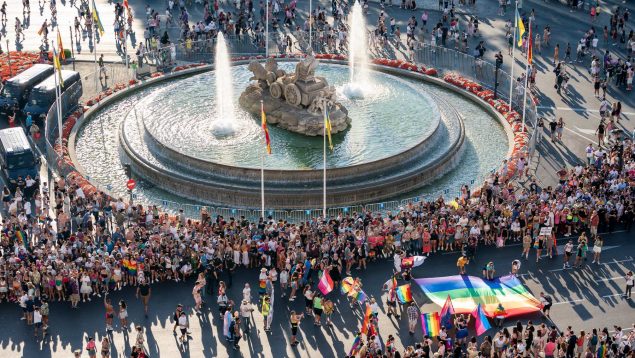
[177, 311, 189, 343]
[104, 295, 115, 332]
[539, 292, 553, 318]
[136, 279, 151, 317]
[595, 121, 606, 147]
[261, 295, 271, 332]
[625, 271, 634, 299]
[172, 304, 184, 333]
[290, 311, 304, 346]
[563, 240, 574, 269]
[33, 306, 43, 339]
[322, 298, 334, 327]
[386, 285, 400, 319]
[591, 235, 603, 264]
[240, 299, 253, 334]
[100, 337, 110, 358]
[406, 302, 419, 334]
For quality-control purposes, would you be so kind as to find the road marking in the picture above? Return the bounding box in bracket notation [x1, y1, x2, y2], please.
[536, 106, 635, 116]
[606, 258, 634, 265]
[601, 293, 624, 298]
[517, 273, 532, 278]
[553, 298, 585, 305]
[595, 276, 624, 283]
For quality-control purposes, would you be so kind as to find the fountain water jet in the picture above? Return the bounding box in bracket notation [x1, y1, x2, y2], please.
[211, 32, 236, 136]
[343, 1, 370, 99]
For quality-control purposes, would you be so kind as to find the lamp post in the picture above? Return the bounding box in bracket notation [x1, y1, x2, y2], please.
[6, 39, 11, 77]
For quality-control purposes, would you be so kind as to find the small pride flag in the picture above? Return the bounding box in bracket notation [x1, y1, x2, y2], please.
[396, 284, 413, 304]
[421, 312, 441, 337]
[471, 303, 492, 336]
[317, 270, 334, 295]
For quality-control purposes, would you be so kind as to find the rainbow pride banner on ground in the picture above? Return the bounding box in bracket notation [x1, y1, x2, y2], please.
[414, 275, 541, 318]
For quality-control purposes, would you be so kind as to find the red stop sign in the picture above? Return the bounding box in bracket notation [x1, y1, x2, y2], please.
[126, 179, 136, 190]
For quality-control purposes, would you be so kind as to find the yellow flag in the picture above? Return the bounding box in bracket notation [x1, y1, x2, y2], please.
[324, 107, 333, 151]
[53, 48, 64, 88]
[515, 9, 525, 47]
[92, 0, 105, 36]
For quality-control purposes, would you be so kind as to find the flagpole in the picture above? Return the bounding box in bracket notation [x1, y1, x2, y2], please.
[521, 18, 532, 133]
[52, 41, 63, 145]
[69, 26, 75, 71]
[260, 102, 265, 217]
[309, 0, 312, 51]
[323, 104, 327, 219]
[92, 2, 98, 91]
[265, 0, 269, 57]
[509, 0, 518, 109]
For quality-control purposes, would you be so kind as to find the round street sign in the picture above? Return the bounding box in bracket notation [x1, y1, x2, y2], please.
[126, 179, 136, 190]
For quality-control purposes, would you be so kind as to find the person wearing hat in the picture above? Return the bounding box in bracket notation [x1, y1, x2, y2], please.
[261, 295, 271, 333]
[240, 299, 253, 334]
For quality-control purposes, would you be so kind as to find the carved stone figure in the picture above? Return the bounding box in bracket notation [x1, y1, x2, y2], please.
[239, 58, 351, 136]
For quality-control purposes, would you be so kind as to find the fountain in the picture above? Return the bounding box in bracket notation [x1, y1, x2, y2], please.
[211, 32, 236, 136]
[343, 0, 370, 99]
[238, 55, 351, 136]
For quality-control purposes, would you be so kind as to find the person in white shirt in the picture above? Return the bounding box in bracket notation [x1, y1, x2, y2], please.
[33, 306, 43, 338]
[240, 299, 253, 333]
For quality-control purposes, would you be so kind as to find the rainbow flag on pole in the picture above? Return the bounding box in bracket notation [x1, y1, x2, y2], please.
[349, 334, 362, 356]
[341, 276, 354, 294]
[415, 275, 541, 318]
[360, 304, 373, 335]
[421, 312, 441, 337]
[396, 284, 413, 304]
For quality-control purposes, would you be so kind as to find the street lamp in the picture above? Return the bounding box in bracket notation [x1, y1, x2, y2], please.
[6, 39, 10, 77]
[494, 51, 503, 100]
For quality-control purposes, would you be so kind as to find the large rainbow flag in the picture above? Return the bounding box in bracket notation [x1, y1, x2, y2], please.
[414, 275, 541, 318]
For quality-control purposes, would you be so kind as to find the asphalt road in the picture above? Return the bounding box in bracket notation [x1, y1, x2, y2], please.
[0, 228, 632, 358]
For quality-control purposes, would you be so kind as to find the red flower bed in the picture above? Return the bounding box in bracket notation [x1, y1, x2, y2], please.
[443, 73, 532, 183]
[0, 52, 42, 83]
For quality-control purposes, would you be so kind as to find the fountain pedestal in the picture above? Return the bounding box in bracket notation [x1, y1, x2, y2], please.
[238, 56, 351, 136]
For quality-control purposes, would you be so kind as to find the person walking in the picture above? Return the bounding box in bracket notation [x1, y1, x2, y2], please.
[625, 271, 634, 299]
[100, 337, 110, 358]
[172, 304, 184, 333]
[406, 302, 419, 334]
[136, 279, 151, 317]
[240, 299, 253, 334]
[290, 311, 304, 346]
[539, 292, 553, 318]
[177, 311, 189, 343]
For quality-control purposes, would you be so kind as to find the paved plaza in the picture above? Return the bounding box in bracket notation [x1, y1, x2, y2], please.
[0, 0, 634, 357]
